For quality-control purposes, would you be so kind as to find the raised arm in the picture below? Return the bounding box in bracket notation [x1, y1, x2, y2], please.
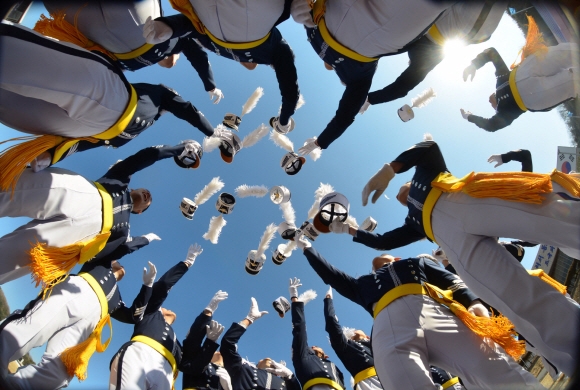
[98, 144, 188, 183]
[324, 296, 349, 352]
[111, 262, 156, 324]
[316, 74, 374, 150]
[158, 84, 215, 136]
[181, 37, 217, 92]
[352, 225, 425, 251]
[270, 29, 300, 126]
[502, 149, 533, 172]
[291, 301, 310, 359]
[220, 322, 246, 383]
[470, 47, 509, 75]
[180, 312, 221, 374]
[467, 111, 519, 132]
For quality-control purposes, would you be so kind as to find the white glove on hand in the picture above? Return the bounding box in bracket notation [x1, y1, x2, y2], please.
[463, 64, 477, 82]
[216, 366, 232, 390]
[208, 88, 224, 104]
[245, 297, 268, 323]
[290, 0, 315, 28]
[329, 219, 350, 234]
[143, 16, 173, 44]
[295, 234, 312, 251]
[326, 287, 333, 299]
[362, 163, 395, 206]
[358, 97, 371, 115]
[460, 108, 472, 120]
[264, 360, 293, 378]
[289, 277, 302, 298]
[31, 152, 51, 172]
[142, 261, 157, 287]
[487, 154, 503, 168]
[184, 243, 203, 267]
[206, 320, 225, 341]
[468, 301, 490, 318]
[143, 233, 161, 242]
[298, 137, 321, 156]
[206, 290, 228, 313]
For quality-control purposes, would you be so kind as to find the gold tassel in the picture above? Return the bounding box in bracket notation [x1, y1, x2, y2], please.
[29, 241, 84, 298]
[528, 269, 567, 294]
[449, 303, 525, 360]
[551, 169, 580, 198]
[0, 135, 65, 194]
[511, 16, 548, 69]
[34, 11, 115, 59]
[431, 171, 553, 205]
[60, 314, 112, 381]
[29, 232, 110, 298]
[463, 172, 552, 204]
[424, 283, 525, 360]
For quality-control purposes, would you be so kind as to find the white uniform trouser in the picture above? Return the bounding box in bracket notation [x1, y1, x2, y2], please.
[44, 0, 161, 53]
[431, 182, 580, 376]
[371, 294, 543, 390]
[0, 168, 103, 284]
[325, 0, 449, 57]
[0, 275, 101, 390]
[356, 375, 382, 390]
[516, 42, 579, 110]
[0, 24, 129, 137]
[109, 342, 173, 390]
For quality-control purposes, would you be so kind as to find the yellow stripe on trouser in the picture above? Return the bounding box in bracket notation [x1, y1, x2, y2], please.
[353, 366, 377, 385]
[131, 335, 179, 390]
[422, 170, 556, 242]
[442, 377, 460, 389]
[28, 182, 113, 297]
[311, 0, 376, 63]
[372, 283, 525, 360]
[51, 85, 138, 163]
[509, 67, 528, 112]
[426, 24, 446, 46]
[303, 378, 344, 390]
[59, 272, 112, 380]
[168, 0, 269, 50]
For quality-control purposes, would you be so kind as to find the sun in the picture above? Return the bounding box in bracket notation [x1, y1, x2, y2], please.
[440, 38, 470, 75]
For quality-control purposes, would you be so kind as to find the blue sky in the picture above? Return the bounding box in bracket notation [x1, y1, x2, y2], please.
[0, 2, 576, 389]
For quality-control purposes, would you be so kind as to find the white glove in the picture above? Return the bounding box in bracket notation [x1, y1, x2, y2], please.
[460, 108, 472, 120]
[143, 16, 173, 44]
[362, 163, 395, 206]
[295, 234, 312, 251]
[487, 154, 503, 168]
[358, 97, 371, 115]
[206, 320, 225, 341]
[326, 287, 333, 299]
[329, 219, 350, 234]
[206, 290, 228, 313]
[298, 137, 321, 156]
[208, 88, 224, 104]
[30, 152, 51, 172]
[290, 0, 315, 28]
[142, 261, 157, 287]
[463, 64, 477, 82]
[289, 277, 302, 298]
[245, 297, 268, 323]
[143, 233, 161, 242]
[184, 243, 203, 267]
[468, 301, 490, 318]
[264, 360, 293, 378]
[216, 366, 232, 390]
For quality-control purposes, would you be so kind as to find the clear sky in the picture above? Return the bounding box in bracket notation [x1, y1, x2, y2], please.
[0, 2, 576, 389]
